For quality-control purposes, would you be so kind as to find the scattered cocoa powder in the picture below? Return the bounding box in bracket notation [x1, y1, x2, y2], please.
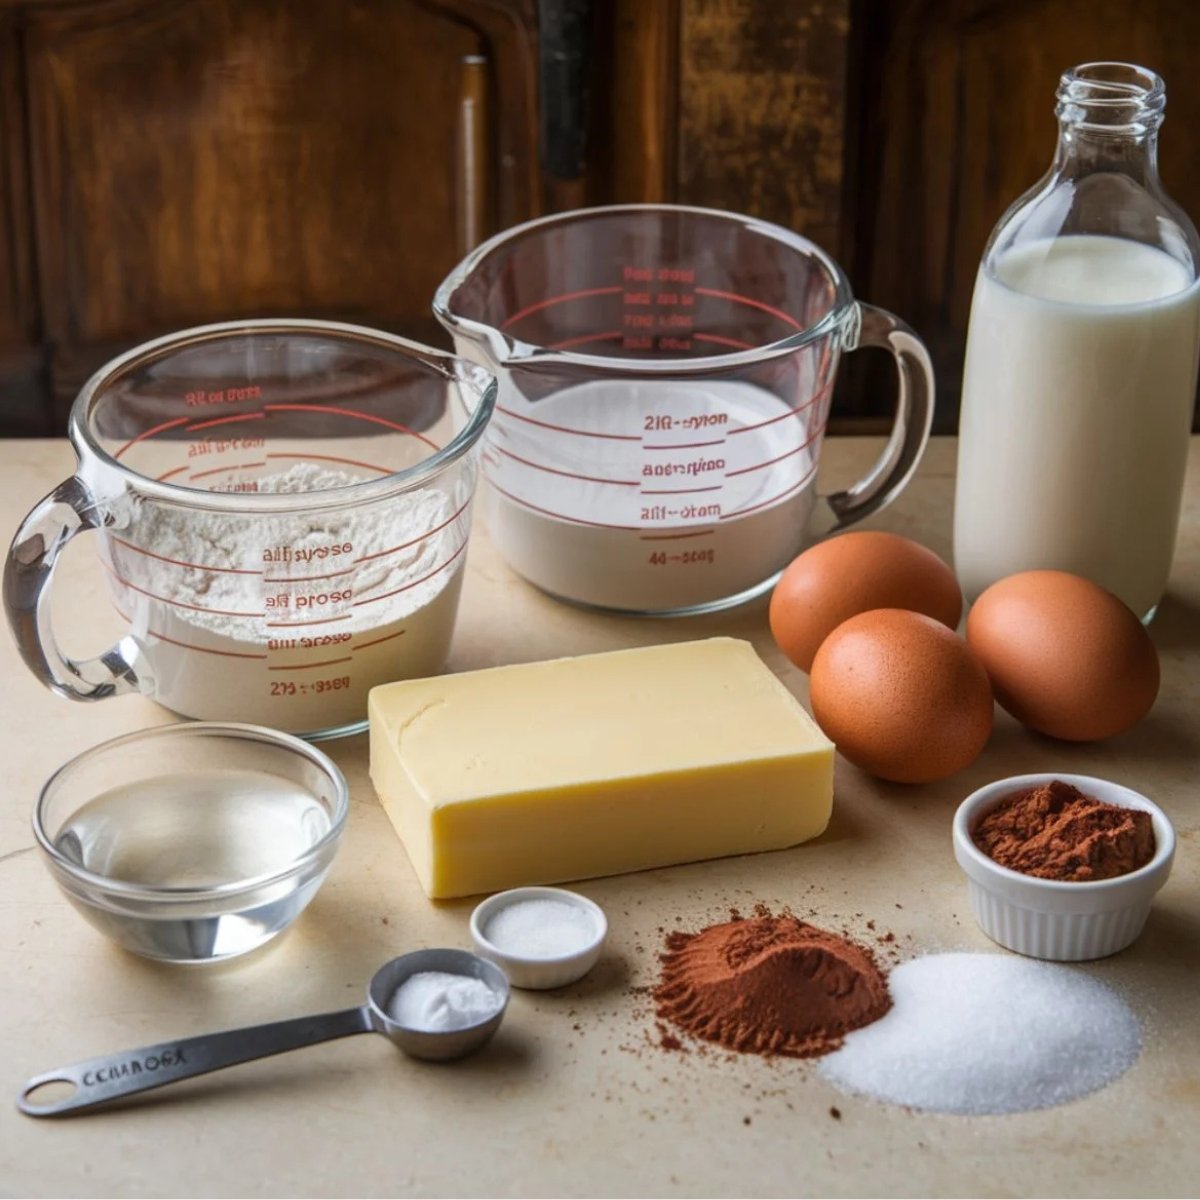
[652, 912, 891, 1059]
[973, 779, 1155, 881]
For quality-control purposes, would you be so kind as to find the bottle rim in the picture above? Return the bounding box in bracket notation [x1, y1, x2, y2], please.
[1057, 62, 1166, 131]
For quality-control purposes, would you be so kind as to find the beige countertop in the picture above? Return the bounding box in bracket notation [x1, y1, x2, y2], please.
[1, 436, 1197, 1198]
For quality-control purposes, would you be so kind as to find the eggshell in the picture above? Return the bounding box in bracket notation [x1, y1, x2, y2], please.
[810, 609, 994, 784]
[769, 531, 962, 672]
[965, 570, 1159, 741]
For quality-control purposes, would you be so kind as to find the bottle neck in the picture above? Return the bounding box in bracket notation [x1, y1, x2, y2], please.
[1052, 121, 1159, 185]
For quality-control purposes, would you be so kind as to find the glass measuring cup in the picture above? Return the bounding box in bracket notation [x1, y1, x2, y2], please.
[435, 204, 934, 614]
[5, 320, 496, 738]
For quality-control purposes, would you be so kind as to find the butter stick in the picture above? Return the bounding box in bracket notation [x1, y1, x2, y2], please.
[368, 637, 834, 898]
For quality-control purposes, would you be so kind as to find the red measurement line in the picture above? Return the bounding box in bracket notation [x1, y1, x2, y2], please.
[725, 423, 824, 478]
[189, 460, 266, 481]
[157, 466, 189, 482]
[111, 605, 268, 660]
[501, 286, 623, 330]
[488, 477, 642, 531]
[267, 656, 352, 671]
[720, 461, 819, 521]
[352, 629, 407, 652]
[103, 562, 264, 618]
[640, 486, 723, 495]
[112, 536, 263, 576]
[265, 567, 356, 584]
[353, 538, 468, 608]
[265, 452, 392, 475]
[693, 332, 755, 350]
[694, 287, 802, 331]
[264, 403, 441, 451]
[548, 329, 623, 350]
[643, 438, 726, 450]
[354, 497, 471, 565]
[114, 417, 190, 459]
[495, 405, 641, 442]
[639, 529, 716, 541]
[496, 445, 639, 487]
[726, 381, 831, 436]
[186, 411, 266, 433]
[266, 613, 352, 627]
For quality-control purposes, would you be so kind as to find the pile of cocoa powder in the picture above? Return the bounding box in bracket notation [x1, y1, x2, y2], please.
[653, 910, 891, 1059]
[973, 779, 1155, 882]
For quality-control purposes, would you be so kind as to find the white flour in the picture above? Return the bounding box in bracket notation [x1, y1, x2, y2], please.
[105, 465, 468, 734]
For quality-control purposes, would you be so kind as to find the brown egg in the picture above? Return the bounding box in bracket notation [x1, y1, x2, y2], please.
[965, 570, 1159, 741]
[810, 609, 994, 784]
[770, 531, 962, 672]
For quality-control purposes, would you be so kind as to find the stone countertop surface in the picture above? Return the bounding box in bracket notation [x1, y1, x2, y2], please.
[0, 436, 1197, 1198]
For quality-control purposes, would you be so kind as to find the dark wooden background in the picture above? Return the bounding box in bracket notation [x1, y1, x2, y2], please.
[1, 0, 1198, 436]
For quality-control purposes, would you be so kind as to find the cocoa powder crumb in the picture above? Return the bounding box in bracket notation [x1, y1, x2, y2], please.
[973, 779, 1155, 881]
[653, 912, 891, 1059]
[829, 1106, 842, 1120]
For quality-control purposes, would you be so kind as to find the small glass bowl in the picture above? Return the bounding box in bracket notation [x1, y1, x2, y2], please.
[34, 723, 349, 963]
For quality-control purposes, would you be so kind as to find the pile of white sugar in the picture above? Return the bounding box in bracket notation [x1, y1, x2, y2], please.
[483, 898, 598, 959]
[387, 971, 502, 1032]
[818, 952, 1142, 1114]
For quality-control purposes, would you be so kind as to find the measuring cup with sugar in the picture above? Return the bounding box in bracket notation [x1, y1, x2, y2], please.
[435, 204, 934, 615]
[4, 320, 496, 738]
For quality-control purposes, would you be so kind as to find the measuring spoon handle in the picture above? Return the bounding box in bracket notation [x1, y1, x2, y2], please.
[18, 1005, 373, 1117]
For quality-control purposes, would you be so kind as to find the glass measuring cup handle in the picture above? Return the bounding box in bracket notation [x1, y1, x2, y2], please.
[4, 475, 139, 702]
[17, 1005, 373, 1117]
[811, 302, 935, 538]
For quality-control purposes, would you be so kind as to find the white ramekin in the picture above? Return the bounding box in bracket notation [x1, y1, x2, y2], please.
[953, 773, 1175, 961]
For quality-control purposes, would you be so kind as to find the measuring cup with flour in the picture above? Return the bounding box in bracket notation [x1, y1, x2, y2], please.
[5, 321, 496, 738]
[435, 204, 935, 614]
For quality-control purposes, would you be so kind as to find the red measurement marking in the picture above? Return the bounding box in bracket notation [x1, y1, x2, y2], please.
[693, 332, 755, 351]
[189, 460, 266, 481]
[112, 606, 268, 660]
[112, 536, 263, 576]
[267, 657, 353, 671]
[114, 417, 190, 459]
[264, 452, 393, 475]
[639, 529, 716, 541]
[103, 562, 264, 618]
[264, 403, 441, 451]
[694, 287, 802, 331]
[156, 466, 189, 482]
[726, 381, 831, 436]
[725, 423, 825, 478]
[265, 567, 355, 584]
[354, 497, 471, 565]
[495, 405, 640, 442]
[720, 460, 819, 520]
[500, 286, 623, 330]
[266, 613, 351, 628]
[548, 330, 623, 350]
[488, 477, 642, 531]
[186, 411, 267, 433]
[640, 486, 723, 495]
[352, 538, 468, 608]
[352, 629, 408, 652]
[496, 445, 638, 487]
[643, 439, 726, 450]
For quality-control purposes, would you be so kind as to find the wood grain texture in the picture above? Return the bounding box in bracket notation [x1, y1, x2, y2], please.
[676, 0, 849, 254]
[851, 0, 1200, 431]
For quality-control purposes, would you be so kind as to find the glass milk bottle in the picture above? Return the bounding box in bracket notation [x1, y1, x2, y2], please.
[954, 62, 1200, 620]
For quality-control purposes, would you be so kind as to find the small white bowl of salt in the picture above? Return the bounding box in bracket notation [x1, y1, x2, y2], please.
[470, 886, 607, 990]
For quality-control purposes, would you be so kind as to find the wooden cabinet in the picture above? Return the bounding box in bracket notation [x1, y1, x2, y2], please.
[2, 0, 1198, 434]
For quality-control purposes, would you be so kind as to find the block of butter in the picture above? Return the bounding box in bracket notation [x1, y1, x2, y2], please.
[368, 637, 834, 898]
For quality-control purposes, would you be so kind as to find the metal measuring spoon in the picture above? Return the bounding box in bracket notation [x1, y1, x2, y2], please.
[17, 949, 509, 1118]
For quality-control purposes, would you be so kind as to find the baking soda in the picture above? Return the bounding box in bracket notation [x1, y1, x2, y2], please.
[818, 952, 1141, 1114]
[388, 972, 502, 1032]
[105, 465, 468, 733]
[483, 898, 598, 959]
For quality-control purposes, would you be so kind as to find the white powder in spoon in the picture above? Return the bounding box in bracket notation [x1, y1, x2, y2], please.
[818, 952, 1141, 1115]
[387, 971, 502, 1032]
